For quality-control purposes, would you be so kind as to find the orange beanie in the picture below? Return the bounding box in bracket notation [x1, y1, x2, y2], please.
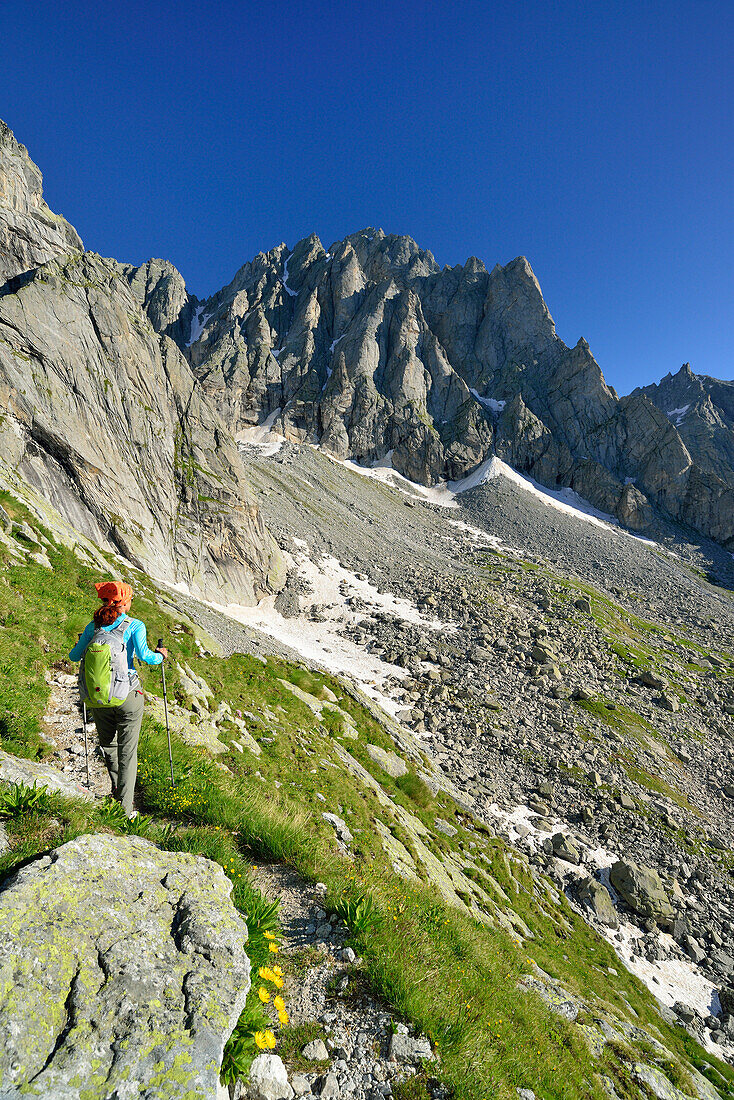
[94, 581, 133, 605]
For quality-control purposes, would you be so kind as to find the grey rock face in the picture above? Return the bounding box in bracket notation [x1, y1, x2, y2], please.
[124, 257, 194, 347]
[4, 118, 734, 556]
[0, 118, 284, 605]
[0, 249, 284, 604]
[635, 362, 734, 484]
[609, 859, 676, 923]
[0, 833, 250, 1099]
[182, 226, 734, 550]
[0, 120, 82, 284]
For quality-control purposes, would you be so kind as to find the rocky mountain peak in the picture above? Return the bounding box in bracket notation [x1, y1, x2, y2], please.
[2, 116, 734, 553]
[0, 117, 82, 284]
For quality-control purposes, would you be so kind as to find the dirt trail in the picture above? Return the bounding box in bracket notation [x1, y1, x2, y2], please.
[41, 669, 111, 799]
[249, 862, 439, 1099]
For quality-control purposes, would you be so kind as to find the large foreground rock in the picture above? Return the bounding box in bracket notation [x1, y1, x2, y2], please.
[0, 834, 250, 1098]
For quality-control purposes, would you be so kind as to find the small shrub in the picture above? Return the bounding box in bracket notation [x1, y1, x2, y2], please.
[277, 1021, 328, 1070]
[0, 782, 50, 819]
[392, 1075, 434, 1100]
[395, 771, 433, 809]
[332, 891, 377, 936]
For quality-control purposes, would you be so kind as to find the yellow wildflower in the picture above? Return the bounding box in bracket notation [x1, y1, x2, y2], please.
[273, 995, 286, 1012]
[268, 942, 279, 954]
[258, 966, 276, 982]
[254, 1031, 268, 1049]
[258, 987, 270, 1003]
[265, 1030, 277, 1049]
[273, 976, 284, 988]
[263, 931, 276, 940]
[272, 965, 284, 977]
[278, 1009, 289, 1025]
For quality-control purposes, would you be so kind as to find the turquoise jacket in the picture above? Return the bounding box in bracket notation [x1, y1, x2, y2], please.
[69, 615, 163, 678]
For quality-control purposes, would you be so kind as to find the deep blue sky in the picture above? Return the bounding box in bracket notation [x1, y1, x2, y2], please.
[4, 0, 732, 392]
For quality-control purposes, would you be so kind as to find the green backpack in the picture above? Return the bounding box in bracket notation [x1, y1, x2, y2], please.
[78, 617, 132, 707]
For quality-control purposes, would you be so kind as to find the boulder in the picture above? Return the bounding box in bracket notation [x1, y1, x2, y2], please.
[313, 1073, 339, 1099]
[657, 692, 680, 713]
[0, 834, 250, 1098]
[0, 749, 93, 801]
[364, 743, 407, 778]
[637, 670, 666, 690]
[246, 1054, 294, 1100]
[609, 859, 676, 922]
[531, 641, 557, 665]
[322, 813, 353, 845]
[301, 1039, 329, 1062]
[388, 1032, 434, 1062]
[577, 878, 619, 929]
[551, 832, 581, 865]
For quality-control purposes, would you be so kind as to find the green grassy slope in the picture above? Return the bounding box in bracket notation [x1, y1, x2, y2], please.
[0, 487, 731, 1100]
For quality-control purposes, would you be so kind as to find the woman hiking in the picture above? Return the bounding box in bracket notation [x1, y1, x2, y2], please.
[69, 581, 167, 817]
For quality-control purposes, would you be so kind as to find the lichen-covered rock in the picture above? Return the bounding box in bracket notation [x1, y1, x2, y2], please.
[364, 742, 407, 777]
[632, 1063, 690, 1100]
[0, 748, 93, 801]
[0, 833, 250, 1098]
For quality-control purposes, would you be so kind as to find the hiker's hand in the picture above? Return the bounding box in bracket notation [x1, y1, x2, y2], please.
[156, 646, 168, 660]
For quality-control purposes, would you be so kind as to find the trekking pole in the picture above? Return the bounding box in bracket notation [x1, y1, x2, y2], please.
[78, 631, 91, 790]
[158, 639, 175, 786]
[82, 701, 91, 789]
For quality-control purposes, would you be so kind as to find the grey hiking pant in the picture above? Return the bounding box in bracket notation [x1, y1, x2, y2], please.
[91, 687, 144, 815]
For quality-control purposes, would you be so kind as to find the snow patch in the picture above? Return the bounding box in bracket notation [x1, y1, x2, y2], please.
[486, 804, 728, 1054]
[469, 388, 506, 414]
[667, 404, 691, 425]
[210, 542, 451, 714]
[329, 335, 344, 354]
[238, 409, 285, 457]
[282, 255, 297, 297]
[320, 449, 459, 507]
[450, 457, 615, 530]
[451, 456, 657, 547]
[186, 305, 212, 347]
[315, 448, 661, 550]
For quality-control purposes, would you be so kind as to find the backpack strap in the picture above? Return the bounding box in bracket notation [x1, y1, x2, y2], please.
[108, 616, 132, 639]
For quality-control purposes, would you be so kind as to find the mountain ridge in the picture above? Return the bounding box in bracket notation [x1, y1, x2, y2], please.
[1, 117, 733, 564]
